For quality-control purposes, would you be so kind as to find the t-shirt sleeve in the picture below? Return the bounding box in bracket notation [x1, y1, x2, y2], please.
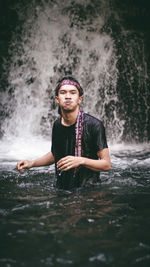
[93, 120, 108, 152]
[51, 122, 55, 155]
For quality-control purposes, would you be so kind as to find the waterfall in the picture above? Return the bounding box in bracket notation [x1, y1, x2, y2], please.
[0, 0, 149, 160]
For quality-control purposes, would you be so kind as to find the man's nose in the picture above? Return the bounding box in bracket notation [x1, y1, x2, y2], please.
[65, 92, 71, 98]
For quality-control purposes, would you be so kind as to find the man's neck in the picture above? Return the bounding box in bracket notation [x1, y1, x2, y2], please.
[61, 107, 79, 126]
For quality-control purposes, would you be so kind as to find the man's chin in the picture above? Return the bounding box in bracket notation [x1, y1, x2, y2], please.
[63, 108, 73, 112]
[62, 106, 76, 112]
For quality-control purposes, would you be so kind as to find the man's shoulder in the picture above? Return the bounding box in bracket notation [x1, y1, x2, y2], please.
[83, 113, 103, 126]
[53, 116, 61, 127]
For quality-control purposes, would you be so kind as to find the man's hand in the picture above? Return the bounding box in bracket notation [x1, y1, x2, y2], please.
[57, 148, 111, 173]
[16, 160, 33, 173]
[57, 156, 83, 171]
[16, 152, 55, 173]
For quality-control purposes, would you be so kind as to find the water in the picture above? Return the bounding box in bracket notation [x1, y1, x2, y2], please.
[0, 0, 150, 266]
[0, 142, 150, 267]
[1, 0, 149, 143]
[1, 0, 120, 141]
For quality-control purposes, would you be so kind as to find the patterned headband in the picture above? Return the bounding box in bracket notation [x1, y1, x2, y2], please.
[56, 79, 83, 96]
[59, 79, 80, 89]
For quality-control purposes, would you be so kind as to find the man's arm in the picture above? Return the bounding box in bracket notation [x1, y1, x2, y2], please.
[82, 148, 111, 171]
[16, 152, 55, 172]
[57, 148, 111, 172]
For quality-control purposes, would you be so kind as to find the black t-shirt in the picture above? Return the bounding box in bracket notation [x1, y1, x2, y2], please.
[51, 113, 108, 189]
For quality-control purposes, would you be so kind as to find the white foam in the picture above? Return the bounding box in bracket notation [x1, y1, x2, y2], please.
[110, 142, 150, 154]
[109, 142, 150, 168]
[0, 135, 51, 162]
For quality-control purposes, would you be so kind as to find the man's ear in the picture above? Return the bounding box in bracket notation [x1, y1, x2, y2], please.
[79, 96, 83, 104]
[55, 96, 59, 104]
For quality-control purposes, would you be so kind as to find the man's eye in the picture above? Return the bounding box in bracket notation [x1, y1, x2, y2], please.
[71, 91, 76, 94]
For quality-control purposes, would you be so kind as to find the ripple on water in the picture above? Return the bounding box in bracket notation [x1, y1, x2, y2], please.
[89, 253, 113, 263]
[12, 204, 30, 212]
[0, 144, 150, 267]
[0, 208, 9, 216]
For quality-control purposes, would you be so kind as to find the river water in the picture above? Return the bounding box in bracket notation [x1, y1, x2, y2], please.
[0, 0, 150, 266]
[0, 140, 150, 267]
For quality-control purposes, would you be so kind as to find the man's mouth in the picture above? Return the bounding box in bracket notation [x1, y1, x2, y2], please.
[64, 101, 72, 105]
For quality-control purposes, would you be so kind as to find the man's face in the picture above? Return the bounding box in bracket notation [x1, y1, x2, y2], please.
[55, 85, 83, 112]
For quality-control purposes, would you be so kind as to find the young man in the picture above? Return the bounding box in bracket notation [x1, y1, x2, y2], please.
[16, 76, 111, 189]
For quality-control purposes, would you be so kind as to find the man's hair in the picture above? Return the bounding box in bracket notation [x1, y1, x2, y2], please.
[55, 76, 83, 96]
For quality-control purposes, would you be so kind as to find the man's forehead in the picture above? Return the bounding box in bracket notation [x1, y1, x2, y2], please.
[59, 84, 78, 91]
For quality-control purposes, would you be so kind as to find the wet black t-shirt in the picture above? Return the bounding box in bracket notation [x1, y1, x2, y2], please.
[51, 113, 108, 189]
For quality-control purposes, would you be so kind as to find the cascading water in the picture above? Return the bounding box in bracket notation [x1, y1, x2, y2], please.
[0, 0, 149, 148]
[0, 0, 123, 161]
[1, 1, 150, 266]
[0, 1, 149, 150]
[0, 0, 149, 160]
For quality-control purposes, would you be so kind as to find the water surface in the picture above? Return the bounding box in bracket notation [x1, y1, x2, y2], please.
[0, 142, 150, 267]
